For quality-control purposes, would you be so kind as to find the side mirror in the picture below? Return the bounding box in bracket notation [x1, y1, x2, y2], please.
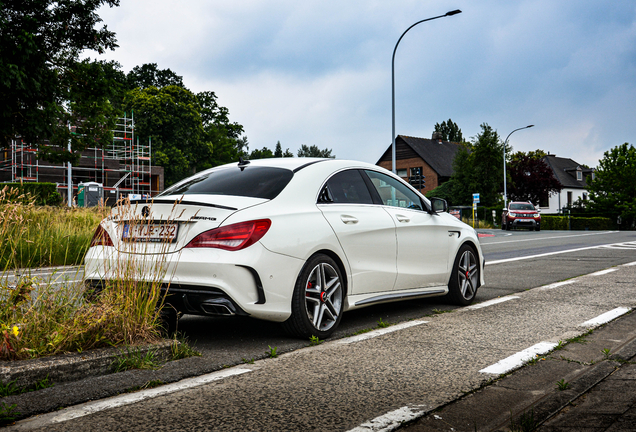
[430, 197, 448, 214]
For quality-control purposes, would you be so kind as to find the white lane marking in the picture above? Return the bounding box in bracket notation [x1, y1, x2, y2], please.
[14, 368, 252, 427]
[339, 320, 427, 345]
[588, 268, 617, 277]
[347, 404, 430, 432]
[479, 342, 558, 375]
[486, 241, 636, 266]
[480, 231, 618, 246]
[579, 307, 632, 327]
[467, 296, 519, 310]
[538, 280, 576, 290]
[623, 261, 636, 266]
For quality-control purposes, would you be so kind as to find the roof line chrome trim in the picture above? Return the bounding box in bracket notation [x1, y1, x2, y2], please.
[292, 159, 327, 173]
[355, 289, 446, 307]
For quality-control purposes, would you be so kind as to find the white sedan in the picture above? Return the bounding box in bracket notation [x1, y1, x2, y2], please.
[84, 158, 485, 338]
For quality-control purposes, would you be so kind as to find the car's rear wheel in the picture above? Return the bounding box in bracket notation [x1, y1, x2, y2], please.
[445, 244, 479, 306]
[283, 254, 344, 339]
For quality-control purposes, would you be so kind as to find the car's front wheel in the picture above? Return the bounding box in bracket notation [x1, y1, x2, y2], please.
[444, 244, 479, 306]
[283, 254, 344, 339]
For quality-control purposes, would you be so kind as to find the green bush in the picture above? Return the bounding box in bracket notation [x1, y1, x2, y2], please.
[0, 183, 62, 206]
[541, 215, 615, 230]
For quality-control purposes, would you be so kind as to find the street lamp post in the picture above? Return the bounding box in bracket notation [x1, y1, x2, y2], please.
[391, 9, 461, 173]
[503, 125, 534, 209]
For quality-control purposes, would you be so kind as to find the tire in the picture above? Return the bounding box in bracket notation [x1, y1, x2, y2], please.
[159, 305, 179, 336]
[445, 244, 480, 306]
[282, 254, 344, 339]
[536, 225, 541, 232]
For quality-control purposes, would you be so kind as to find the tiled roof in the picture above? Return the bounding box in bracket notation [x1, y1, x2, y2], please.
[543, 154, 593, 189]
[377, 135, 465, 177]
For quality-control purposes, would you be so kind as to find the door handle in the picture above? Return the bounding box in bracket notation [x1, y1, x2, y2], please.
[340, 215, 359, 224]
[395, 214, 410, 223]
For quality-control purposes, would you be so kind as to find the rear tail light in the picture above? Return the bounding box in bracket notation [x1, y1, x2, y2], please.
[185, 219, 271, 251]
[90, 225, 114, 247]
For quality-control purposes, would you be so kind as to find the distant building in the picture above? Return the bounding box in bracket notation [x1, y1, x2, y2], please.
[0, 117, 164, 204]
[376, 134, 465, 193]
[541, 154, 594, 214]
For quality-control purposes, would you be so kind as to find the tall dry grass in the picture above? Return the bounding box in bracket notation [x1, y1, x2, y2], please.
[0, 187, 106, 270]
[0, 190, 177, 360]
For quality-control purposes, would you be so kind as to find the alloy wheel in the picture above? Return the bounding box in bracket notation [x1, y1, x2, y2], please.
[304, 262, 342, 332]
[457, 250, 478, 300]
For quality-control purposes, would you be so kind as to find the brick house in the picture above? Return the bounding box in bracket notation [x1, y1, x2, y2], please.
[376, 134, 464, 193]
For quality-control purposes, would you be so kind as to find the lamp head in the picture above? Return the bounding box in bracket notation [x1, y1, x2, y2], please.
[446, 9, 462, 16]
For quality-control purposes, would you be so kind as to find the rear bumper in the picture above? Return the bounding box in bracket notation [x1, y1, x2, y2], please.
[83, 242, 305, 322]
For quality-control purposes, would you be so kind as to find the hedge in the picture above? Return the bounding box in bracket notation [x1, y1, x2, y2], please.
[540, 215, 616, 231]
[0, 182, 63, 206]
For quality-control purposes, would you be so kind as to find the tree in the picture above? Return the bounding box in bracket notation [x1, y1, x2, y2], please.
[1, 0, 120, 162]
[425, 180, 455, 205]
[297, 144, 335, 158]
[125, 86, 210, 186]
[126, 63, 185, 90]
[196, 90, 246, 167]
[447, 123, 508, 207]
[588, 143, 636, 227]
[274, 141, 293, 157]
[434, 119, 464, 142]
[507, 151, 561, 205]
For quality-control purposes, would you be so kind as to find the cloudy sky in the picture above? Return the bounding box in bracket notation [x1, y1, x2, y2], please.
[92, 0, 636, 167]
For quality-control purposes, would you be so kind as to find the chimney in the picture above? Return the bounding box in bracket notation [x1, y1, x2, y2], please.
[431, 131, 443, 143]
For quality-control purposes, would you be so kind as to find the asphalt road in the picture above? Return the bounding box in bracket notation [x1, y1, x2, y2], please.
[6, 229, 636, 431]
[9, 229, 636, 431]
[172, 229, 636, 363]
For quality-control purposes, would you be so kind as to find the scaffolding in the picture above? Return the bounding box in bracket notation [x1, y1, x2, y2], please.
[0, 113, 155, 202]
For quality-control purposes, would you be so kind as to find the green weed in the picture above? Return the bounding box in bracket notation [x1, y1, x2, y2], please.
[170, 333, 201, 360]
[377, 318, 390, 328]
[0, 402, 19, 426]
[112, 347, 161, 373]
[556, 379, 570, 391]
[267, 345, 278, 358]
[509, 407, 537, 432]
[309, 335, 323, 346]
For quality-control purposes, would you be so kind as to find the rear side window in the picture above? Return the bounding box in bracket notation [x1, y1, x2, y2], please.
[158, 166, 294, 200]
[319, 170, 374, 204]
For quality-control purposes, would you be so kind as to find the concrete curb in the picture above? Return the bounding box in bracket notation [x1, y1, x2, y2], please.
[0, 341, 174, 389]
[521, 332, 636, 430]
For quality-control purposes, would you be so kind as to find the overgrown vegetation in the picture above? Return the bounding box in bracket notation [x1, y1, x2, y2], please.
[0, 194, 176, 360]
[0, 187, 105, 270]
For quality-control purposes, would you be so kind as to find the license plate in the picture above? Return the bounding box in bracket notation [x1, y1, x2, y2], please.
[122, 223, 179, 243]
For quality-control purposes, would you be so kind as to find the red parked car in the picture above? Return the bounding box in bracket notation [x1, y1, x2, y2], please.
[502, 201, 541, 231]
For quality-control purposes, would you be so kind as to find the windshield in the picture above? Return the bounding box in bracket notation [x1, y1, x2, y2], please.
[510, 203, 535, 211]
[158, 166, 294, 200]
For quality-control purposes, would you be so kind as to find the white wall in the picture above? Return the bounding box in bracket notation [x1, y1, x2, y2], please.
[542, 188, 588, 214]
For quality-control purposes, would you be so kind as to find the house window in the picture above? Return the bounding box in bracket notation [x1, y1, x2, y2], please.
[410, 167, 423, 177]
[567, 191, 572, 205]
[576, 170, 582, 181]
[397, 169, 407, 178]
[582, 193, 588, 201]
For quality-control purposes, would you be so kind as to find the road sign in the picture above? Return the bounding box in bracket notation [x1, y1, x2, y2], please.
[473, 193, 480, 203]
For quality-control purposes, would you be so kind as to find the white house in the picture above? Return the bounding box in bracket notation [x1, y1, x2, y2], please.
[541, 154, 594, 214]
